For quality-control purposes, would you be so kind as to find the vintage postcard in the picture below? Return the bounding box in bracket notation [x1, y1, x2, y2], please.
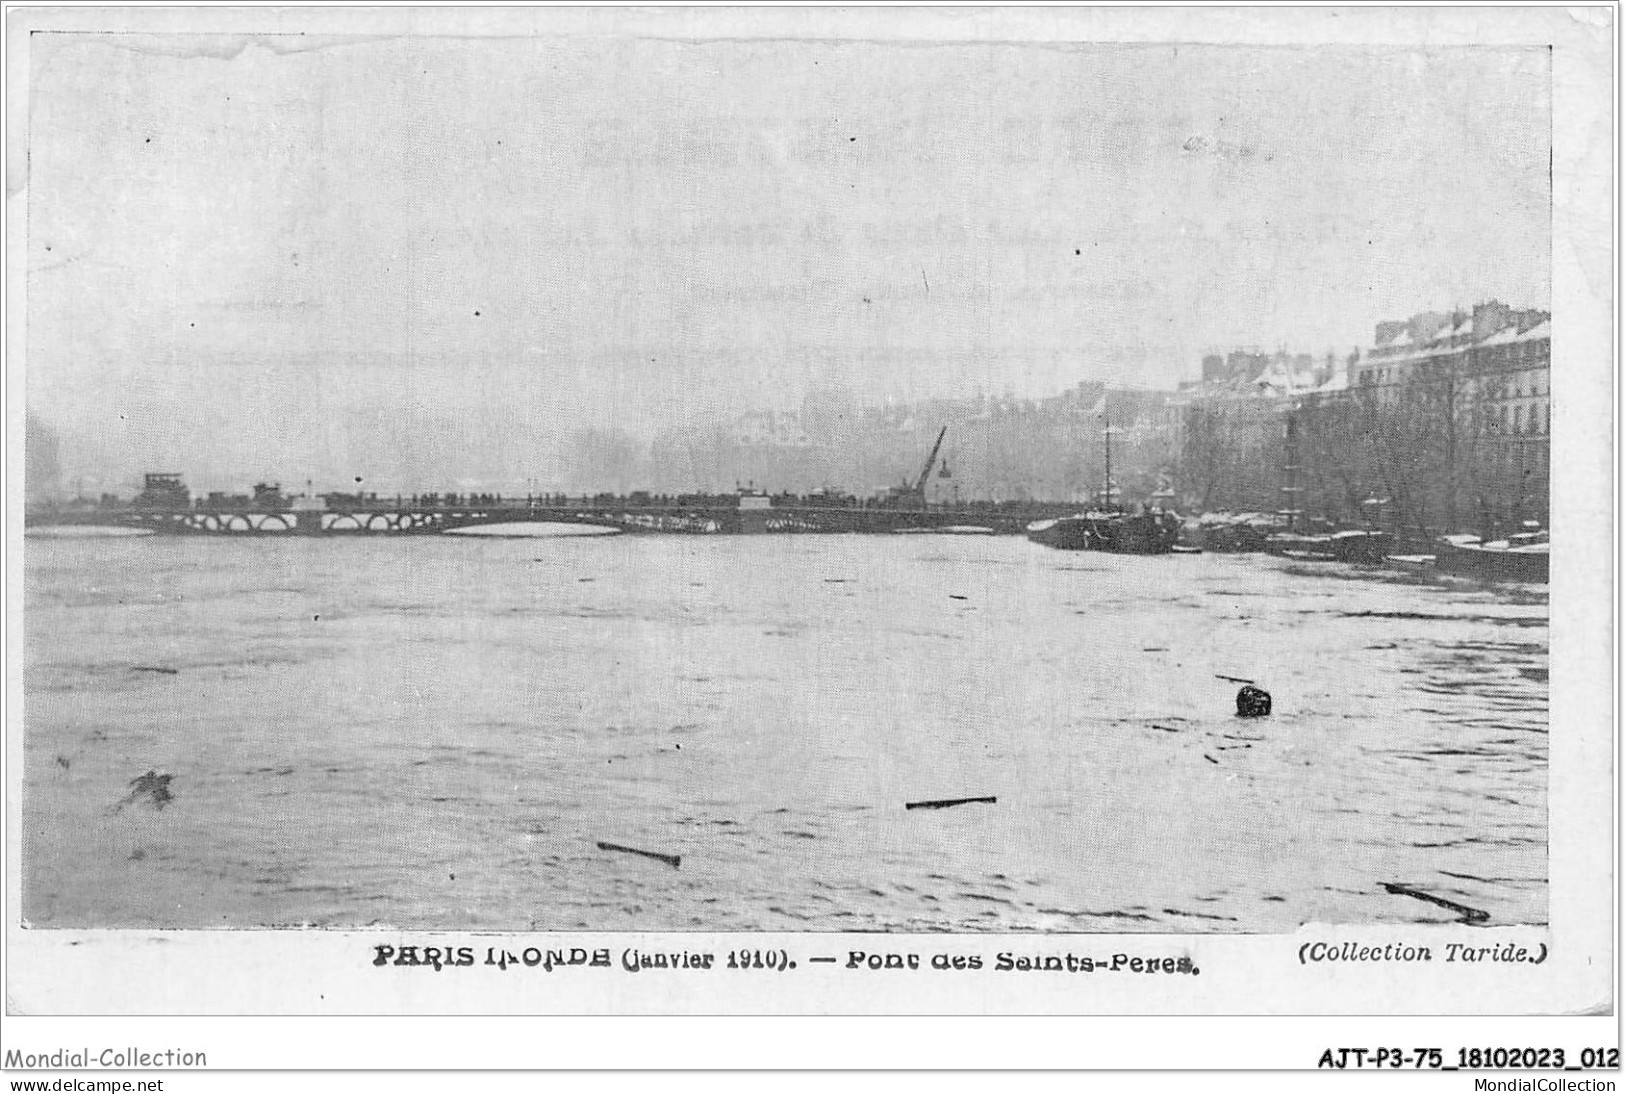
[2, 4, 1614, 1073]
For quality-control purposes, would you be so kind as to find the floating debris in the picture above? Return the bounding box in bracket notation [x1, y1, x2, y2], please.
[948, 594, 969, 600]
[1382, 882, 1489, 924]
[905, 795, 997, 811]
[1151, 724, 1180, 733]
[114, 770, 173, 812]
[1236, 685, 1272, 717]
[1215, 673, 1254, 685]
[597, 841, 680, 869]
[132, 666, 178, 675]
[1203, 754, 1219, 765]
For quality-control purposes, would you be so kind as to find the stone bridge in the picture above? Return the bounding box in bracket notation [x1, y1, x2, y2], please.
[26, 501, 1066, 537]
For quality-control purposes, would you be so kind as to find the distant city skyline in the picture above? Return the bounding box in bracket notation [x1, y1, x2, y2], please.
[26, 32, 1550, 491]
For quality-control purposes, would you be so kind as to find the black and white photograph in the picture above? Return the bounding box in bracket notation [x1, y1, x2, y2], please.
[3, 2, 1613, 1061]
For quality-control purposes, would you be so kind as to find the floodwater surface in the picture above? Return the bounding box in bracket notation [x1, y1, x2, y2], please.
[22, 534, 1547, 931]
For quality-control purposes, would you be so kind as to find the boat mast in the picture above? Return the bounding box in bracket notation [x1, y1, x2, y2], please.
[1281, 403, 1302, 531]
[1103, 415, 1116, 512]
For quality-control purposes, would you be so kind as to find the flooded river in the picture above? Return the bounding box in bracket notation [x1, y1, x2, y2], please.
[22, 532, 1547, 932]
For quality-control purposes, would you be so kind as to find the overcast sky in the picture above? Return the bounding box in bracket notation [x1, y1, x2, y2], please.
[25, 33, 1550, 490]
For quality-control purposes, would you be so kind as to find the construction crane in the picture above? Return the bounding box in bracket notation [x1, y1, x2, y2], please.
[916, 425, 949, 492]
[886, 425, 949, 507]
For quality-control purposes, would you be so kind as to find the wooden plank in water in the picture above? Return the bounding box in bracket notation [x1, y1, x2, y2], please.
[597, 841, 681, 869]
[905, 796, 997, 811]
[1382, 882, 1489, 924]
